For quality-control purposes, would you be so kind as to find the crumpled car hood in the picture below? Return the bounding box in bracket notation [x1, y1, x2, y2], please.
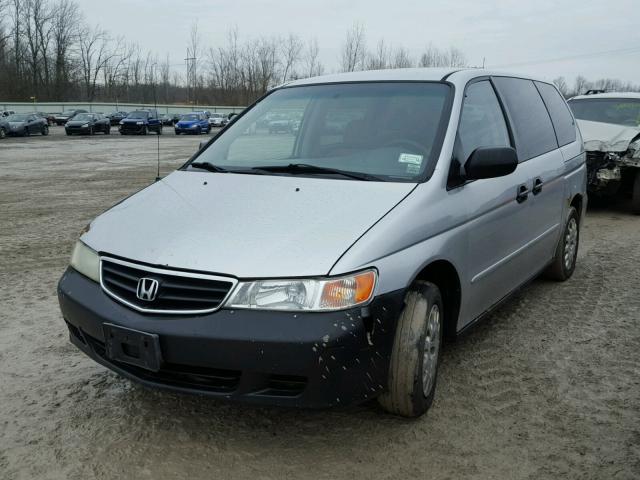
[81, 171, 416, 278]
[577, 119, 640, 153]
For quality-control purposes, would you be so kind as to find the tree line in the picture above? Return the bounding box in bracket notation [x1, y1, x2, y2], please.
[1, 2, 638, 107]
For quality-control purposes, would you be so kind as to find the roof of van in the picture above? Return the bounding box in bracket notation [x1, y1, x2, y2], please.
[284, 68, 551, 87]
[569, 92, 640, 101]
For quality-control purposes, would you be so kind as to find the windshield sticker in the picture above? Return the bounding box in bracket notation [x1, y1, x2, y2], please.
[398, 153, 423, 165]
[406, 163, 421, 174]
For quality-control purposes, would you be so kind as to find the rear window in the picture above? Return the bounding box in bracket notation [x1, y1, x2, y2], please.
[568, 98, 640, 127]
[535, 82, 576, 147]
[493, 77, 558, 161]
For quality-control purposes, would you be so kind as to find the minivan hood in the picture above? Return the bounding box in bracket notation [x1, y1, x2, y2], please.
[577, 119, 640, 152]
[82, 171, 416, 278]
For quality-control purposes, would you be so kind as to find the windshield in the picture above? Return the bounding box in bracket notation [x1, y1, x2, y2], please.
[191, 82, 451, 182]
[73, 114, 93, 121]
[8, 114, 29, 121]
[181, 114, 199, 121]
[127, 111, 149, 119]
[569, 98, 640, 127]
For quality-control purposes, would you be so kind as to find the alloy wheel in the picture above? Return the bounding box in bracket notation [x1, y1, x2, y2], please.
[422, 304, 441, 397]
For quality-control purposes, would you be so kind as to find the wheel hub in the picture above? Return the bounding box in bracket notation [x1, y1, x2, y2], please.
[564, 218, 578, 270]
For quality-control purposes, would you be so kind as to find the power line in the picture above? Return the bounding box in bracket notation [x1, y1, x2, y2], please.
[491, 46, 640, 69]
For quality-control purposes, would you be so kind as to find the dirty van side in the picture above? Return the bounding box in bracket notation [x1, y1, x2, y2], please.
[58, 68, 587, 418]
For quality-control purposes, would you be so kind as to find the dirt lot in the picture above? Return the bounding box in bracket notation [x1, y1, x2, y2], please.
[0, 127, 639, 480]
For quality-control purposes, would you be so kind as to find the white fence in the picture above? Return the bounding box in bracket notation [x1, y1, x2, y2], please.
[0, 101, 245, 115]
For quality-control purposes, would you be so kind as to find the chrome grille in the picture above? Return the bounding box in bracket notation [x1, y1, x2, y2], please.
[100, 257, 236, 314]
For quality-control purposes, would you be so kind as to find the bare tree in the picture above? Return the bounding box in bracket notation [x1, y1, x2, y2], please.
[281, 33, 302, 82]
[303, 37, 323, 78]
[367, 38, 390, 70]
[553, 76, 569, 97]
[78, 25, 114, 101]
[419, 44, 466, 68]
[340, 23, 366, 72]
[391, 46, 413, 69]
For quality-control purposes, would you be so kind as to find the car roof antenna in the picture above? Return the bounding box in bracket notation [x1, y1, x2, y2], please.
[153, 67, 161, 182]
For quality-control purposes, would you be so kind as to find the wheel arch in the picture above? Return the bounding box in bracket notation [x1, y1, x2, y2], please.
[411, 259, 461, 340]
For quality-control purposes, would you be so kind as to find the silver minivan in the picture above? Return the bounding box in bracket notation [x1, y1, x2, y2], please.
[58, 68, 587, 417]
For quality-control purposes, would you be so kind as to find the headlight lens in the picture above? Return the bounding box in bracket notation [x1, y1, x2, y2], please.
[70, 241, 100, 283]
[81, 123, 89, 128]
[225, 270, 376, 311]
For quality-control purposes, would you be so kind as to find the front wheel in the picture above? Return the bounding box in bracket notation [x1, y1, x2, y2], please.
[0, 127, 6, 139]
[378, 281, 443, 417]
[545, 206, 579, 281]
[42, 125, 49, 136]
[105, 126, 111, 135]
[631, 171, 640, 215]
[89, 127, 94, 136]
[23, 127, 30, 137]
[141, 126, 148, 135]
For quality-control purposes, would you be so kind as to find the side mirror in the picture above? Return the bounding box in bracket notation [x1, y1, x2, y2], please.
[464, 146, 518, 180]
[198, 139, 209, 151]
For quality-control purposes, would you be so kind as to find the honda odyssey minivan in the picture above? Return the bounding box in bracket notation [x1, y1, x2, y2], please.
[58, 68, 587, 417]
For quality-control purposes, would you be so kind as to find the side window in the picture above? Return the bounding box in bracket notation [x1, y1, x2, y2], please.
[457, 80, 511, 162]
[493, 77, 558, 161]
[535, 81, 576, 147]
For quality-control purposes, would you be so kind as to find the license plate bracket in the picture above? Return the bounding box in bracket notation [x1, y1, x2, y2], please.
[103, 323, 162, 372]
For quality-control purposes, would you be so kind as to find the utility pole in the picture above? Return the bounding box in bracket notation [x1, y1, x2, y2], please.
[185, 54, 196, 105]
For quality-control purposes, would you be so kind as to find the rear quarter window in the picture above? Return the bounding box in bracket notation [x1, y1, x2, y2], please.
[535, 81, 576, 147]
[493, 77, 558, 161]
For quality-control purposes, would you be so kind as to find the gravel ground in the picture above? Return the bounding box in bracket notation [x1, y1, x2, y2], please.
[1, 127, 639, 480]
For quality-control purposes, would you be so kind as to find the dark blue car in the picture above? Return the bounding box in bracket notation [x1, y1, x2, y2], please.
[119, 110, 163, 135]
[175, 112, 211, 135]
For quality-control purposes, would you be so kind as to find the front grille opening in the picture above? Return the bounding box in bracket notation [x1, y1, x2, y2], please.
[101, 258, 234, 313]
[258, 374, 307, 397]
[83, 332, 240, 393]
[65, 321, 86, 345]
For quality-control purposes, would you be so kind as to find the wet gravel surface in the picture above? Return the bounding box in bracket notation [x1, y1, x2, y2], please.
[1, 127, 639, 479]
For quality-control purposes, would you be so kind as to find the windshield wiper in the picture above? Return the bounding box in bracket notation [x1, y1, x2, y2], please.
[189, 162, 230, 173]
[251, 163, 382, 181]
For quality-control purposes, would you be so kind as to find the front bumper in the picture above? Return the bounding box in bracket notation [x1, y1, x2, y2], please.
[66, 126, 91, 134]
[175, 126, 201, 134]
[58, 268, 403, 408]
[119, 124, 147, 134]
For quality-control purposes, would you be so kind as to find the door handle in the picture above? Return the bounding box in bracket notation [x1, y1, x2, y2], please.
[532, 178, 544, 195]
[516, 184, 530, 203]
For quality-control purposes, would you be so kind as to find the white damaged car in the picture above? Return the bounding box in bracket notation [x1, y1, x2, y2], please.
[568, 92, 640, 213]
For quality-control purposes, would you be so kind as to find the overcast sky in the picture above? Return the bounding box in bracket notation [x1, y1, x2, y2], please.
[78, 0, 640, 86]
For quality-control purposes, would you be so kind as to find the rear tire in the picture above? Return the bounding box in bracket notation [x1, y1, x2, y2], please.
[378, 281, 443, 417]
[544, 206, 579, 281]
[632, 171, 640, 215]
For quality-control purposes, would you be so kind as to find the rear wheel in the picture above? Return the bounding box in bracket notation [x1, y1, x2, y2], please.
[378, 281, 443, 417]
[545, 206, 579, 281]
[632, 171, 640, 215]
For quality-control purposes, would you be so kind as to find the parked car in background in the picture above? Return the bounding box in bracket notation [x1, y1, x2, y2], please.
[0, 117, 8, 139]
[160, 114, 175, 126]
[174, 112, 210, 134]
[58, 69, 586, 418]
[208, 113, 227, 127]
[567, 92, 640, 213]
[171, 113, 182, 124]
[4, 113, 49, 136]
[1, 110, 16, 118]
[268, 114, 292, 133]
[32, 112, 55, 126]
[65, 113, 111, 135]
[54, 109, 88, 125]
[119, 110, 163, 135]
[107, 111, 128, 126]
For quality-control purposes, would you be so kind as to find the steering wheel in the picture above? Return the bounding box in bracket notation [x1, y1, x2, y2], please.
[383, 139, 429, 156]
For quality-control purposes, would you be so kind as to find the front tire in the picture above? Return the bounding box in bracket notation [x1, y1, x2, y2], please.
[378, 281, 443, 417]
[42, 125, 49, 136]
[631, 171, 640, 215]
[0, 127, 5, 139]
[545, 206, 579, 281]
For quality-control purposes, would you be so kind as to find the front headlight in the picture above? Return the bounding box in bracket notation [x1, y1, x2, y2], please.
[225, 270, 376, 311]
[70, 241, 100, 283]
[136, 121, 144, 125]
[81, 123, 89, 128]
